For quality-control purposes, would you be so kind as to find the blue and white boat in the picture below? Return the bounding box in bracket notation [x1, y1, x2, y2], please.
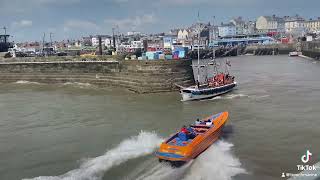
[181, 81, 237, 101]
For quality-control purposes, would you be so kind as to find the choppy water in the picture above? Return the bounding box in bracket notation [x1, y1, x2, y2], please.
[0, 55, 320, 180]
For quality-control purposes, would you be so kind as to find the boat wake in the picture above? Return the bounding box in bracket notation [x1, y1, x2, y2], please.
[183, 141, 246, 180]
[62, 82, 93, 88]
[224, 93, 249, 99]
[136, 140, 246, 180]
[14, 80, 41, 85]
[209, 93, 249, 101]
[211, 93, 271, 101]
[23, 131, 163, 180]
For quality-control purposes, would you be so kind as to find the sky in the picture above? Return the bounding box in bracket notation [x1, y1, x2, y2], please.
[0, 0, 319, 42]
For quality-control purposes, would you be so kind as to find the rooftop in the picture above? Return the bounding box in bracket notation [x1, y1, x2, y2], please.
[219, 23, 235, 27]
[262, 15, 285, 23]
[284, 15, 305, 22]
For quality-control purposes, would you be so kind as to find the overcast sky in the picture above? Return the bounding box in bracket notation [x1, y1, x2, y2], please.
[0, 0, 319, 42]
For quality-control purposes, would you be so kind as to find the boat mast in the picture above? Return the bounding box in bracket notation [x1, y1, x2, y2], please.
[3, 26, 6, 36]
[212, 16, 216, 60]
[197, 11, 201, 86]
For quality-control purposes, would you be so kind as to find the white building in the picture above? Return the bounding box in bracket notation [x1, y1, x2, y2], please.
[245, 21, 256, 35]
[285, 15, 306, 33]
[177, 29, 189, 40]
[104, 38, 114, 48]
[306, 18, 320, 33]
[230, 17, 246, 35]
[218, 23, 236, 37]
[91, 35, 111, 47]
[256, 15, 285, 33]
[209, 26, 219, 42]
[130, 41, 143, 49]
[127, 31, 141, 36]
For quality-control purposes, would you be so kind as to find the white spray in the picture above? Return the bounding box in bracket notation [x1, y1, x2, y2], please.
[136, 140, 246, 180]
[15, 80, 41, 85]
[183, 141, 246, 180]
[24, 131, 163, 180]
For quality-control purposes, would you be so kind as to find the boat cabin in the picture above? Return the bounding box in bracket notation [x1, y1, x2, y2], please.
[165, 124, 213, 147]
[0, 35, 12, 52]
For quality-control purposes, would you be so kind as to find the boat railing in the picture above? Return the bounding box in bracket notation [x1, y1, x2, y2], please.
[190, 125, 211, 129]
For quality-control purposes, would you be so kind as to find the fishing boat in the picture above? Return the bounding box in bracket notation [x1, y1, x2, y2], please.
[181, 70, 237, 101]
[180, 56, 237, 101]
[156, 112, 229, 167]
[178, 16, 237, 101]
[0, 27, 12, 53]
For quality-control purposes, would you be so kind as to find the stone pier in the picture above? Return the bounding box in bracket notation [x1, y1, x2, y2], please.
[0, 56, 195, 93]
[244, 44, 295, 55]
[301, 41, 320, 60]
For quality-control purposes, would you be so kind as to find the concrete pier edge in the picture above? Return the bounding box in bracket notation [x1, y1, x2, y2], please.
[0, 57, 195, 93]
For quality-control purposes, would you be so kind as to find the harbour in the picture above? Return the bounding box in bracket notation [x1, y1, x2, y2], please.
[2, 3, 320, 179]
[0, 55, 319, 180]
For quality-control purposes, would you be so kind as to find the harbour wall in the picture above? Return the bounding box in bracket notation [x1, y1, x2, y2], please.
[301, 41, 320, 60]
[244, 44, 295, 55]
[0, 56, 194, 93]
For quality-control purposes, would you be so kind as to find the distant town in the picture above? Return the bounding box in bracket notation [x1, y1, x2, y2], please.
[1, 14, 320, 60]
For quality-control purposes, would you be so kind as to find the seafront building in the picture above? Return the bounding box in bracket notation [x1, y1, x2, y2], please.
[256, 15, 285, 33]
[306, 18, 320, 33]
[284, 15, 306, 33]
[230, 17, 246, 35]
[91, 35, 112, 47]
[218, 23, 236, 37]
[8, 14, 320, 58]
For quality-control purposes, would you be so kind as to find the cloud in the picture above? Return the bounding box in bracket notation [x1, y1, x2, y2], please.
[32, 0, 81, 4]
[63, 20, 100, 32]
[113, 0, 130, 3]
[12, 20, 33, 28]
[104, 14, 156, 31]
[0, 0, 81, 14]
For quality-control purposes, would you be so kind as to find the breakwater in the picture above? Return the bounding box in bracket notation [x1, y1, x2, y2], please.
[244, 44, 295, 55]
[301, 41, 320, 60]
[0, 56, 194, 93]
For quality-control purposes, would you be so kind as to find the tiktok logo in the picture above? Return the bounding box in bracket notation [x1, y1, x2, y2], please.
[301, 150, 312, 164]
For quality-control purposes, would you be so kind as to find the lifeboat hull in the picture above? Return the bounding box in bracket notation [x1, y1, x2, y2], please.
[181, 82, 237, 101]
[156, 112, 229, 166]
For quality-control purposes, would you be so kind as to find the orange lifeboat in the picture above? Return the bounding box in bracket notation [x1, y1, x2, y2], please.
[156, 112, 229, 167]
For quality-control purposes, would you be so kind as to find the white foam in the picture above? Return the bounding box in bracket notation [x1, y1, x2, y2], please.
[136, 140, 246, 180]
[252, 94, 270, 100]
[23, 131, 163, 180]
[211, 96, 222, 100]
[225, 94, 249, 99]
[14, 80, 41, 85]
[62, 82, 92, 88]
[184, 141, 246, 180]
[202, 94, 249, 102]
[137, 162, 192, 180]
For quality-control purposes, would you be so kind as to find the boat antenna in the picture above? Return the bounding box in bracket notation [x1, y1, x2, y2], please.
[42, 32, 46, 56]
